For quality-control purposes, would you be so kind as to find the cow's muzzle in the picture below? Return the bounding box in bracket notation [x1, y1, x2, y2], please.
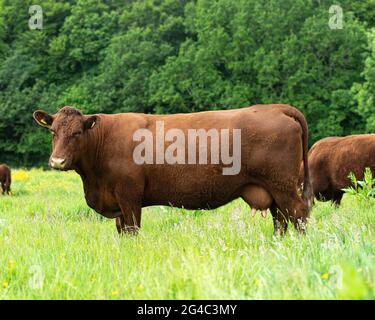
[49, 157, 66, 170]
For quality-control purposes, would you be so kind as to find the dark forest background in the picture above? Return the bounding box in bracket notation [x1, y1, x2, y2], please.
[0, 0, 374, 166]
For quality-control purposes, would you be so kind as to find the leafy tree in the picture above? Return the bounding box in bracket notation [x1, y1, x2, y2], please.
[0, 0, 372, 166]
[353, 29, 375, 132]
[343, 0, 375, 28]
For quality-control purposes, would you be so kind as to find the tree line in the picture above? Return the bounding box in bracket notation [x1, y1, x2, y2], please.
[0, 0, 374, 166]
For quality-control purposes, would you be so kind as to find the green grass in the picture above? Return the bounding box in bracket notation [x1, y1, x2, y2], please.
[0, 169, 374, 299]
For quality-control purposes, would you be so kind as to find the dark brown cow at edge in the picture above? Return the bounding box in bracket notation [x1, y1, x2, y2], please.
[33, 104, 312, 235]
[0, 164, 11, 195]
[300, 134, 375, 206]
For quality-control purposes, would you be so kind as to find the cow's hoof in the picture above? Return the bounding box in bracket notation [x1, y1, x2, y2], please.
[118, 226, 139, 236]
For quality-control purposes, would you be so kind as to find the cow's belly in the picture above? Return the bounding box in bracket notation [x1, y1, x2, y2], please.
[143, 165, 248, 209]
[143, 191, 235, 209]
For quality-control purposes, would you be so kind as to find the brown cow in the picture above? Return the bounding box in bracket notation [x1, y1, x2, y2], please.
[0, 164, 11, 195]
[33, 104, 312, 235]
[301, 134, 375, 205]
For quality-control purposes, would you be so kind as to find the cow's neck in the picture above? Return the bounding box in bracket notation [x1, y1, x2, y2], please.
[75, 118, 107, 183]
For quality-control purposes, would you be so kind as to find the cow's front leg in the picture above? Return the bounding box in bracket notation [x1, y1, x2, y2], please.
[115, 201, 142, 235]
[114, 178, 144, 235]
[116, 216, 124, 234]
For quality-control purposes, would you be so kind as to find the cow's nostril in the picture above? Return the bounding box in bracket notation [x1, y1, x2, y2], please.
[50, 157, 66, 168]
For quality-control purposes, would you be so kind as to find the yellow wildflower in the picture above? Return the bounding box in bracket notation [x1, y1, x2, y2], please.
[255, 279, 263, 287]
[7, 260, 16, 272]
[137, 284, 144, 291]
[13, 170, 29, 181]
[322, 273, 329, 280]
[111, 290, 119, 297]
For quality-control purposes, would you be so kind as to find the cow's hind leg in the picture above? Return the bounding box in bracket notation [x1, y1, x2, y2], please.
[4, 183, 10, 195]
[5, 176, 11, 194]
[270, 203, 288, 236]
[272, 191, 310, 233]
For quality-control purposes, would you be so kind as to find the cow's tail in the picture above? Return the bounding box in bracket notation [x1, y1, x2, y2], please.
[281, 105, 313, 210]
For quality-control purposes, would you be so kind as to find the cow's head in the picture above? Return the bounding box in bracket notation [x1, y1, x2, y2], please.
[33, 106, 97, 170]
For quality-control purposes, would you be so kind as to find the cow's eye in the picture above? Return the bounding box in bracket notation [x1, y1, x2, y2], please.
[73, 131, 82, 137]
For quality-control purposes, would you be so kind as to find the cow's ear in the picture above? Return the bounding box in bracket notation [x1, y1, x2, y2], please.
[33, 110, 54, 129]
[84, 115, 97, 130]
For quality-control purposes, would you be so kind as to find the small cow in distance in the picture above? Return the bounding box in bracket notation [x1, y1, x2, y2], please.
[300, 134, 375, 206]
[33, 104, 312, 235]
[0, 164, 11, 195]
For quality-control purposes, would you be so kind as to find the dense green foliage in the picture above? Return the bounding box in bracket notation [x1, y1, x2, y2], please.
[0, 0, 374, 166]
[0, 169, 374, 299]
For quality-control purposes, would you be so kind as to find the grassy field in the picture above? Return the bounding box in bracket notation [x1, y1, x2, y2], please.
[0, 169, 374, 300]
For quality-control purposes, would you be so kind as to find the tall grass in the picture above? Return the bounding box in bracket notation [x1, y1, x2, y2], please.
[0, 169, 374, 299]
